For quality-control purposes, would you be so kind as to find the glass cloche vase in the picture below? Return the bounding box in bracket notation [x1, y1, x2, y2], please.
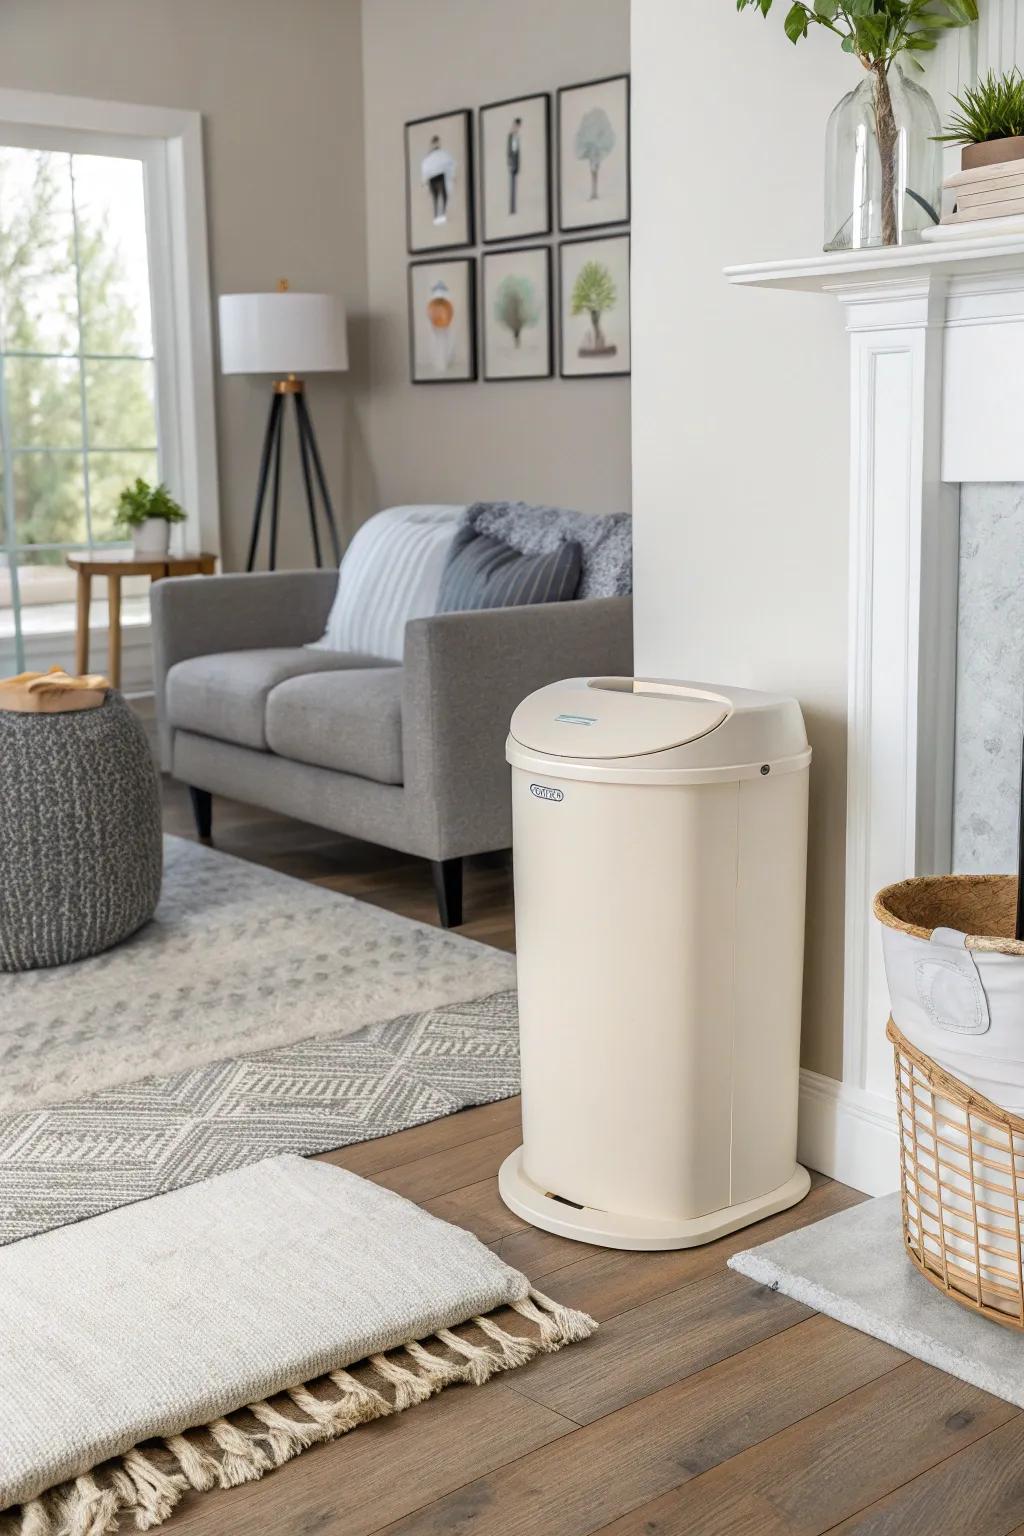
[824, 64, 942, 252]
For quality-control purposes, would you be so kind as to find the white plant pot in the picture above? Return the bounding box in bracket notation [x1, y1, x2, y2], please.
[131, 519, 171, 557]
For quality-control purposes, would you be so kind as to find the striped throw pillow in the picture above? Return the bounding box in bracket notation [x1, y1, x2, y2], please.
[313, 505, 465, 662]
[437, 532, 582, 613]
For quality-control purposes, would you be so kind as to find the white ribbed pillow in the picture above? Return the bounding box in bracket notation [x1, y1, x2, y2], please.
[312, 504, 465, 662]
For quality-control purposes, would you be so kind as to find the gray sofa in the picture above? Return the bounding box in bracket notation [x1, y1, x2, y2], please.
[151, 569, 632, 925]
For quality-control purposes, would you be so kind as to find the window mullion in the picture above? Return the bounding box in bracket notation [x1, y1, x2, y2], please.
[68, 155, 94, 552]
[0, 354, 26, 673]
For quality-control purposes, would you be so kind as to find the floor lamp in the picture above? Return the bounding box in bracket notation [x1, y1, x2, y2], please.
[219, 282, 349, 571]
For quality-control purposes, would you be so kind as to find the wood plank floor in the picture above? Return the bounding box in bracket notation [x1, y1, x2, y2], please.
[155, 771, 1024, 1536]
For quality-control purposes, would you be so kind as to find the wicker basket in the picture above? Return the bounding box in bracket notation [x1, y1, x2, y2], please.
[889, 1016, 1024, 1328]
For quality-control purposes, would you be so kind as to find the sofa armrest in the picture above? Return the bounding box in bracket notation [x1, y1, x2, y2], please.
[151, 569, 338, 769]
[402, 596, 633, 859]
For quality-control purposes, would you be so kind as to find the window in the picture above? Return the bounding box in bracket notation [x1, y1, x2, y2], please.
[0, 92, 217, 679]
[1, 143, 159, 657]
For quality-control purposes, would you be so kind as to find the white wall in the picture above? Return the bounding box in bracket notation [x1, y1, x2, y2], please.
[631, 3, 855, 1079]
[360, 0, 631, 518]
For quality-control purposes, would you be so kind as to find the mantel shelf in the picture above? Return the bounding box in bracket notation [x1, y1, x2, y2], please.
[725, 232, 1024, 293]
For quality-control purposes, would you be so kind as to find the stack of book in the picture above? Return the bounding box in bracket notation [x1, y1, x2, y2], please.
[943, 156, 1024, 224]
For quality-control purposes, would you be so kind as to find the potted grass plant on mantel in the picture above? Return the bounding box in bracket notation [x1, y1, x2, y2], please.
[933, 70, 1024, 229]
[113, 478, 187, 557]
[937, 68, 1024, 169]
[738, 0, 979, 251]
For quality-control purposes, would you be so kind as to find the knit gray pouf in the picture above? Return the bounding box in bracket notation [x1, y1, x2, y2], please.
[0, 691, 162, 971]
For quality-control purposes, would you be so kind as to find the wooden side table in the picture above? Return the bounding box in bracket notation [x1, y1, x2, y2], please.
[66, 550, 216, 689]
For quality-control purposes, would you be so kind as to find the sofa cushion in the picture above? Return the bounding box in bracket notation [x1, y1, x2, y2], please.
[437, 531, 582, 613]
[462, 502, 632, 598]
[166, 649, 392, 752]
[265, 668, 404, 785]
[312, 504, 465, 663]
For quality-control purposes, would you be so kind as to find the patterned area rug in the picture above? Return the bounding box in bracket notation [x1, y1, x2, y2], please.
[0, 837, 516, 1112]
[0, 839, 519, 1243]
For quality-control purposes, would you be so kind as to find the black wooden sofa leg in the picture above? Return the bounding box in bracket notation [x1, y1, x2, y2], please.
[189, 786, 213, 841]
[431, 857, 463, 929]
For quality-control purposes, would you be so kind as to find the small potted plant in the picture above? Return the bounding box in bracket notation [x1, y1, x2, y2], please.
[937, 68, 1024, 170]
[113, 479, 186, 556]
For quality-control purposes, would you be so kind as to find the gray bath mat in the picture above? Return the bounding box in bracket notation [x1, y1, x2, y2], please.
[730, 1192, 1024, 1408]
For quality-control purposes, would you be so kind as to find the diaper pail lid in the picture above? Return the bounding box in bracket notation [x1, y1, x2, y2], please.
[510, 677, 729, 761]
[508, 676, 810, 780]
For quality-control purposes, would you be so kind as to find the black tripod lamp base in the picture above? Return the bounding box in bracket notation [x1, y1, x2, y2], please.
[246, 378, 341, 572]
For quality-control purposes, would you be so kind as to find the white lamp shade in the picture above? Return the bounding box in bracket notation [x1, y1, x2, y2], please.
[218, 291, 349, 375]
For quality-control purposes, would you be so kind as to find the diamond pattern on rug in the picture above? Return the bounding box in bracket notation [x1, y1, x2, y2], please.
[0, 990, 519, 1244]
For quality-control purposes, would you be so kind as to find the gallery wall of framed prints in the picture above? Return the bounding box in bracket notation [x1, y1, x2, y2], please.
[404, 73, 630, 385]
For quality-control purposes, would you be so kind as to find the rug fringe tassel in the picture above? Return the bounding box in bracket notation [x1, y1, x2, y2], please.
[162, 1433, 221, 1492]
[434, 1325, 499, 1385]
[368, 1352, 435, 1410]
[471, 1312, 539, 1369]
[7, 1295, 597, 1535]
[326, 1367, 393, 1421]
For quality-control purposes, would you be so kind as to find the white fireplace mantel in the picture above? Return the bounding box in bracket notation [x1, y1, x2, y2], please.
[725, 235, 1024, 1194]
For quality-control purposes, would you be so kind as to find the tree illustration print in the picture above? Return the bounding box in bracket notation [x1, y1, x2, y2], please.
[574, 107, 615, 201]
[570, 260, 617, 356]
[493, 273, 542, 349]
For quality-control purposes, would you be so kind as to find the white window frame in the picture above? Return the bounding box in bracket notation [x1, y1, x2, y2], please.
[0, 88, 219, 572]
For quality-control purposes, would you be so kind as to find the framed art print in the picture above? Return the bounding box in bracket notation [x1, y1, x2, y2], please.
[479, 92, 551, 244]
[408, 258, 476, 383]
[405, 109, 474, 253]
[557, 75, 630, 231]
[559, 234, 630, 378]
[482, 245, 552, 381]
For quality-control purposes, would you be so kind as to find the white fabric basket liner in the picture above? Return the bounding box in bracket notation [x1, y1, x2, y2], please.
[883, 922, 1024, 1112]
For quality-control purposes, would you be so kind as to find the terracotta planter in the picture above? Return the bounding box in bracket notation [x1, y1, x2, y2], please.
[962, 135, 1024, 171]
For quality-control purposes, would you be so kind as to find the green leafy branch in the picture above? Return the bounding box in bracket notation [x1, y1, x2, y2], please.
[736, 0, 979, 72]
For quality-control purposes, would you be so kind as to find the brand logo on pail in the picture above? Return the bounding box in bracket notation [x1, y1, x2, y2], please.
[530, 783, 564, 803]
[555, 713, 596, 726]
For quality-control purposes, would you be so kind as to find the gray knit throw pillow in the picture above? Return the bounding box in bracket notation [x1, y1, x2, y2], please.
[460, 502, 631, 599]
[0, 691, 162, 972]
[438, 531, 582, 612]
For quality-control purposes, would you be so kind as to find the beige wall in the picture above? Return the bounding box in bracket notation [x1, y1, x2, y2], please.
[0, 0, 369, 572]
[631, 2, 854, 1080]
[359, 0, 631, 518]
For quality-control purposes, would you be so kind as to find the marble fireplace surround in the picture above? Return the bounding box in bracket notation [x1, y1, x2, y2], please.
[726, 234, 1024, 1197]
[955, 482, 1024, 874]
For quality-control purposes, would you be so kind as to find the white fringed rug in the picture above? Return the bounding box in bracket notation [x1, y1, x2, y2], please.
[0, 1155, 594, 1535]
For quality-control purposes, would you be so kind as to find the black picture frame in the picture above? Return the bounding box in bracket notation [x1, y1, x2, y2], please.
[481, 245, 553, 383]
[404, 108, 475, 254]
[558, 233, 631, 380]
[557, 74, 631, 233]
[478, 91, 552, 245]
[407, 257, 477, 385]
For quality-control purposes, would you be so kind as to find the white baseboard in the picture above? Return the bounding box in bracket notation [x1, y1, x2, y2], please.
[798, 1069, 900, 1196]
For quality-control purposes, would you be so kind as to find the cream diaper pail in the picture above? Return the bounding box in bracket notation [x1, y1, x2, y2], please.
[499, 676, 812, 1251]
